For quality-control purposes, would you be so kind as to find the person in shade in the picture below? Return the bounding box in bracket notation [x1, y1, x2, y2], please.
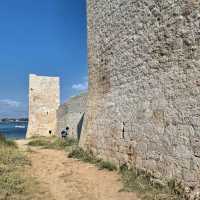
[61, 127, 69, 139]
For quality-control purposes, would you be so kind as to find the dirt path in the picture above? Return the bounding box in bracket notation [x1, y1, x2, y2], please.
[17, 140, 139, 200]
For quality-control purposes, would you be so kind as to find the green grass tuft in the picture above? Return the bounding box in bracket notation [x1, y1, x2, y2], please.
[119, 166, 185, 200]
[28, 136, 78, 150]
[68, 147, 97, 163]
[68, 147, 117, 171]
[47, 137, 78, 150]
[27, 139, 50, 147]
[97, 160, 117, 171]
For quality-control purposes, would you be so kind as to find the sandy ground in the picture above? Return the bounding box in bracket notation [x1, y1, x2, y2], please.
[16, 140, 139, 200]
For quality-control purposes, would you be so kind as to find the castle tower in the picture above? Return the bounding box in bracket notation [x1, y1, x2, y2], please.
[26, 74, 60, 138]
[81, 0, 200, 195]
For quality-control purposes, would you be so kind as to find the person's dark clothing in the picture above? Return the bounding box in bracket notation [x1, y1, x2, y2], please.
[61, 129, 68, 138]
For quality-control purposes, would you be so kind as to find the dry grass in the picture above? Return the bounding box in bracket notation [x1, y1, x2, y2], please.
[119, 166, 186, 200]
[0, 134, 29, 199]
[0, 134, 52, 200]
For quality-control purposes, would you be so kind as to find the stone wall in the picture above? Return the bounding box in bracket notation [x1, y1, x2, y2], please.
[81, 0, 200, 196]
[26, 74, 60, 138]
[56, 93, 87, 139]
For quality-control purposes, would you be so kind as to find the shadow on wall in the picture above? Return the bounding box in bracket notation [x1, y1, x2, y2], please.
[77, 113, 85, 141]
[56, 92, 88, 139]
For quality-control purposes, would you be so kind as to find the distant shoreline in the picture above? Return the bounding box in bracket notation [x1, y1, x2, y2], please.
[0, 121, 28, 123]
[0, 118, 28, 123]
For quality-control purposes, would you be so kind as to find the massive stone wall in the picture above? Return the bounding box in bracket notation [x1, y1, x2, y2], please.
[81, 0, 200, 196]
[26, 74, 60, 138]
[56, 93, 87, 139]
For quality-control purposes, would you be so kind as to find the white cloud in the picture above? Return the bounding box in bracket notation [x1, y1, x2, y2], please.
[0, 99, 21, 108]
[72, 80, 88, 91]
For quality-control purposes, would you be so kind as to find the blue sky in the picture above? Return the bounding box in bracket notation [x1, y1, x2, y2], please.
[0, 0, 87, 118]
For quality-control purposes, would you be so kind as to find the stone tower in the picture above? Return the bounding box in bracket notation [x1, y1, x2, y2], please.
[26, 74, 60, 138]
[81, 0, 200, 195]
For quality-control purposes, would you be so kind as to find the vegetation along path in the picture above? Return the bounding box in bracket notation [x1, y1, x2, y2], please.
[17, 139, 139, 200]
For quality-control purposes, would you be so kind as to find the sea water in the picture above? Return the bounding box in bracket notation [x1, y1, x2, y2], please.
[0, 122, 28, 139]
